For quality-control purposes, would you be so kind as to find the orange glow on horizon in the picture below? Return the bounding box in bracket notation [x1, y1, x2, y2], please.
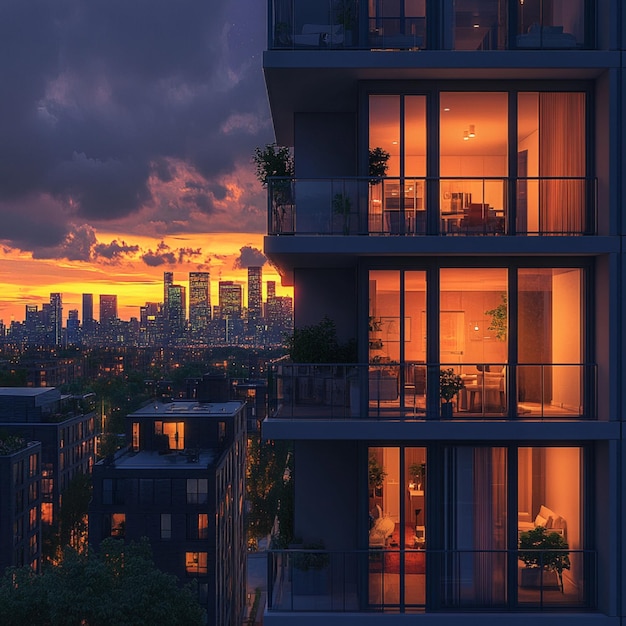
[0, 231, 292, 323]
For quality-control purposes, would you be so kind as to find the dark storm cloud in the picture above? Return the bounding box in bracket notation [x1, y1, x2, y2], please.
[141, 242, 202, 267]
[0, 0, 273, 253]
[233, 246, 267, 269]
[93, 239, 140, 261]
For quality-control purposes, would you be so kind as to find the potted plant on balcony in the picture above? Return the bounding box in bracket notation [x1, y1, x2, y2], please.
[518, 526, 570, 592]
[253, 143, 294, 232]
[440, 368, 464, 418]
[334, 0, 356, 46]
[332, 192, 353, 234]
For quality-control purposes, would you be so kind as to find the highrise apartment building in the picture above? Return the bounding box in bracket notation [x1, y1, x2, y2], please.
[48, 293, 62, 346]
[262, 2, 618, 622]
[167, 284, 187, 336]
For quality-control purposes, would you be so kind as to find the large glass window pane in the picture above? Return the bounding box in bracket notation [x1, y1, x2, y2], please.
[405, 97, 427, 233]
[405, 447, 426, 606]
[518, 269, 582, 416]
[518, 93, 586, 234]
[440, 93, 508, 234]
[440, 268, 508, 416]
[442, 446, 507, 608]
[368, 0, 426, 49]
[517, 0, 585, 48]
[518, 447, 584, 605]
[405, 272, 427, 413]
[453, 0, 507, 50]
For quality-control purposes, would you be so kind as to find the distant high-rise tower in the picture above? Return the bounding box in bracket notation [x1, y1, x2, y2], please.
[247, 267, 262, 319]
[219, 281, 242, 319]
[164, 272, 174, 308]
[49, 293, 62, 346]
[82, 294, 94, 332]
[167, 284, 186, 335]
[267, 281, 276, 300]
[67, 309, 80, 345]
[99, 295, 118, 325]
[189, 272, 211, 334]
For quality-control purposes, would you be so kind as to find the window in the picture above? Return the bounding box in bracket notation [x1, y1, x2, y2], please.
[160, 513, 172, 540]
[111, 513, 125, 538]
[188, 513, 209, 540]
[132, 422, 139, 451]
[185, 552, 208, 575]
[28, 453, 38, 478]
[367, 89, 590, 236]
[187, 478, 208, 505]
[41, 502, 53, 525]
[29, 507, 37, 532]
[139, 479, 154, 505]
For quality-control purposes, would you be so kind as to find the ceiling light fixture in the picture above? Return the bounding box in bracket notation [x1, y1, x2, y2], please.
[469, 124, 476, 138]
[463, 130, 469, 141]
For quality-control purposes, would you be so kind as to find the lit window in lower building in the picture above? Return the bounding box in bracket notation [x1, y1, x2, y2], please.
[185, 552, 208, 575]
[41, 502, 53, 525]
[111, 513, 125, 538]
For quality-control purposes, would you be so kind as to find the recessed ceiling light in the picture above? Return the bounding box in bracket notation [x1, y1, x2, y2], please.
[443, 107, 450, 112]
[473, 23, 479, 28]
[392, 141, 398, 145]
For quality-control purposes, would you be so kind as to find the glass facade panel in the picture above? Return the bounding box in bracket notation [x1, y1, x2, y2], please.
[518, 447, 585, 605]
[442, 447, 507, 608]
[440, 92, 508, 235]
[453, 0, 507, 50]
[517, 0, 586, 48]
[518, 268, 582, 416]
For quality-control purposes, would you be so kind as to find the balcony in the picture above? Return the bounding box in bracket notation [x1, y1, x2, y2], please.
[267, 548, 596, 612]
[268, 362, 596, 421]
[268, 0, 593, 51]
[267, 177, 597, 236]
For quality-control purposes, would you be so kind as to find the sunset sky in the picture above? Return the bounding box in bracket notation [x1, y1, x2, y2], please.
[0, 0, 289, 322]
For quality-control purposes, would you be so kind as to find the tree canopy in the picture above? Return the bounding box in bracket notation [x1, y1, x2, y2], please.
[0, 538, 205, 626]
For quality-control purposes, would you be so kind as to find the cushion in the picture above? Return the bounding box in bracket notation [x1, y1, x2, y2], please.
[371, 504, 383, 520]
[534, 514, 548, 527]
[539, 505, 556, 520]
[551, 515, 565, 529]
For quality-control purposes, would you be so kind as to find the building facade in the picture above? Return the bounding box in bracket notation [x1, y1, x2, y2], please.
[189, 271, 211, 339]
[89, 387, 247, 625]
[262, 1, 621, 623]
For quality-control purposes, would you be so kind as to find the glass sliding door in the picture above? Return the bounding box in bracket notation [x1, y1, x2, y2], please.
[518, 268, 583, 416]
[442, 446, 508, 608]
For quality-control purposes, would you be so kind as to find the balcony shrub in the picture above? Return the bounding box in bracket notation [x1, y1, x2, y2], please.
[287, 316, 356, 364]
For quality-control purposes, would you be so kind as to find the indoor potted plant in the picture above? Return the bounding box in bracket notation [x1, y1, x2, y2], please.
[368, 454, 387, 498]
[368, 146, 390, 184]
[440, 368, 464, 418]
[408, 462, 426, 490]
[518, 526, 570, 592]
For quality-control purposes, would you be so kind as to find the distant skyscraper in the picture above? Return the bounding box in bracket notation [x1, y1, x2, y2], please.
[49, 293, 62, 346]
[219, 281, 242, 319]
[267, 280, 276, 300]
[247, 267, 262, 319]
[67, 309, 80, 345]
[164, 272, 174, 308]
[99, 295, 118, 324]
[189, 272, 211, 334]
[82, 294, 94, 332]
[167, 284, 186, 335]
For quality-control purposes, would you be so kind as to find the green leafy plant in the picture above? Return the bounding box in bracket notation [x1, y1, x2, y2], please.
[408, 462, 426, 486]
[368, 454, 387, 491]
[440, 368, 464, 403]
[518, 526, 571, 591]
[288, 316, 356, 363]
[368, 147, 390, 183]
[485, 293, 507, 341]
[332, 193, 353, 234]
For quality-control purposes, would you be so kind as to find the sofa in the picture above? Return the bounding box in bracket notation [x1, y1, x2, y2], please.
[516, 25, 578, 49]
[293, 24, 344, 47]
[518, 504, 567, 538]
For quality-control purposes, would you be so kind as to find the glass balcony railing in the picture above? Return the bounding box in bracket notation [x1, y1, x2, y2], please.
[268, 0, 593, 51]
[267, 177, 597, 236]
[267, 548, 596, 612]
[267, 361, 596, 420]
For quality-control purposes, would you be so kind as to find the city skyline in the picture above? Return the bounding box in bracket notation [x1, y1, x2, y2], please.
[0, 2, 279, 323]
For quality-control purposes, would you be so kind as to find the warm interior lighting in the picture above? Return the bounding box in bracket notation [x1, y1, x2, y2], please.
[469, 124, 476, 138]
[463, 130, 469, 141]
